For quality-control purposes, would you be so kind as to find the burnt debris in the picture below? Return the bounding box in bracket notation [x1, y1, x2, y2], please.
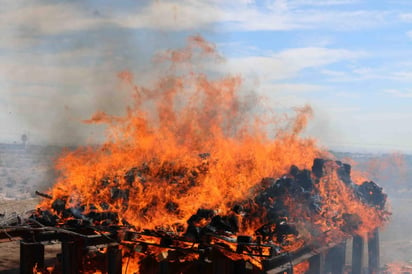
[355, 181, 387, 210]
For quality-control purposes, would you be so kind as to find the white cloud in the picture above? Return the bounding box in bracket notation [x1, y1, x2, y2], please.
[391, 71, 412, 81]
[320, 64, 408, 82]
[321, 69, 349, 78]
[384, 89, 412, 98]
[113, 1, 224, 31]
[112, 1, 391, 32]
[0, 0, 394, 48]
[407, 30, 412, 39]
[400, 13, 412, 22]
[292, 0, 359, 6]
[255, 83, 328, 109]
[220, 47, 363, 82]
[264, 83, 325, 93]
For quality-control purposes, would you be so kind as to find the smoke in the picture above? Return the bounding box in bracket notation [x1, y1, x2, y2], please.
[3, 1, 230, 146]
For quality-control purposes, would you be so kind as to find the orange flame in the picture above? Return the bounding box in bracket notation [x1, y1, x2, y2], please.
[293, 260, 309, 274]
[40, 36, 324, 233]
[37, 36, 389, 273]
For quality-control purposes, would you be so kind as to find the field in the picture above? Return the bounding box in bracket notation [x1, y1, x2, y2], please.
[0, 144, 411, 272]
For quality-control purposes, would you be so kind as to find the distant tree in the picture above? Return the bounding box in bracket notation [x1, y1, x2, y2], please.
[21, 134, 28, 148]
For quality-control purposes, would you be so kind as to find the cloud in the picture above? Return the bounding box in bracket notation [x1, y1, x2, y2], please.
[400, 13, 412, 22]
[124, 1, 390, 32]
[407, 30, 412, 39]
[112, 1, 224, 31]
[384, 89, 412, 98]
[291, 0, 359, 6]
[320, 64, 412, 82]
[0, 0, 395, 51]
[264, 83, 326, 93]
[391, 71, 412, 81]
[220, 47, 363, 82]
[253, 83, 329, 111]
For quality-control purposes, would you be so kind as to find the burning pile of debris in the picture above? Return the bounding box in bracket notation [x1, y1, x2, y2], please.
[21, 157, 387, 273]
[0, 37, 390, 273]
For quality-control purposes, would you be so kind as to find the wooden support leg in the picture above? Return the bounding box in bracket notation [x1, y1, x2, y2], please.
[368, 228, 380, 274]
[325, 241, 346, 274]
[212, 250, 235, 274]
[62, 241, 81, 274]
[159, 260, 169, 274]
[107, 245, 122, 274]
[234, 260, 247, 274]
[352, 235, 364, 274]
[20, 241, 44, 274]
[307, 253, 324, 274]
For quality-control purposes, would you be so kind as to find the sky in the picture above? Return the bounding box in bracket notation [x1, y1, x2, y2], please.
[1, 0, 412, 153]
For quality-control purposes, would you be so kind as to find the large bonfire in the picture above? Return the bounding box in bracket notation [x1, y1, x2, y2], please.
[37, 36, 389, 273]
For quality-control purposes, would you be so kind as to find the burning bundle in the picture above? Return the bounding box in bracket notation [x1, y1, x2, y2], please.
[29, 36, 389, 273]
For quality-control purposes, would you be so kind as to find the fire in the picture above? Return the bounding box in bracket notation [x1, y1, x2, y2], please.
[39, 35, 323, 232]
[293, 261, 309, 274]
[35, 36, 389, 273]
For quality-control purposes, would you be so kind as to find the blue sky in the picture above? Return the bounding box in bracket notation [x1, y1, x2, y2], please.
[1, 0, 412, 152]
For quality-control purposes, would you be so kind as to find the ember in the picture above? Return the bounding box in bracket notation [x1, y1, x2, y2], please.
[13, 36, 391, 273]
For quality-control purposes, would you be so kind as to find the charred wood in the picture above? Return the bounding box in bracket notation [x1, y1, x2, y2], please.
[35, 190, 52, 200]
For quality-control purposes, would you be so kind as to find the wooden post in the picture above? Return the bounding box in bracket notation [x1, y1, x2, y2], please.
[352, 235, 364, 274]
[325, 241, 346, 274]
[20, 241, 44, 274]
[212, 250, 234, 274]
[107, 245, 122, 274]
[368, 228, 380, 274]
[307, 253, 324, 274]
[234, 260, 247, 274]
[62, 241, 81, 274]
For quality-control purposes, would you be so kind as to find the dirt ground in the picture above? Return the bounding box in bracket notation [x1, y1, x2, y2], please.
[0, 199, 39, 273]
